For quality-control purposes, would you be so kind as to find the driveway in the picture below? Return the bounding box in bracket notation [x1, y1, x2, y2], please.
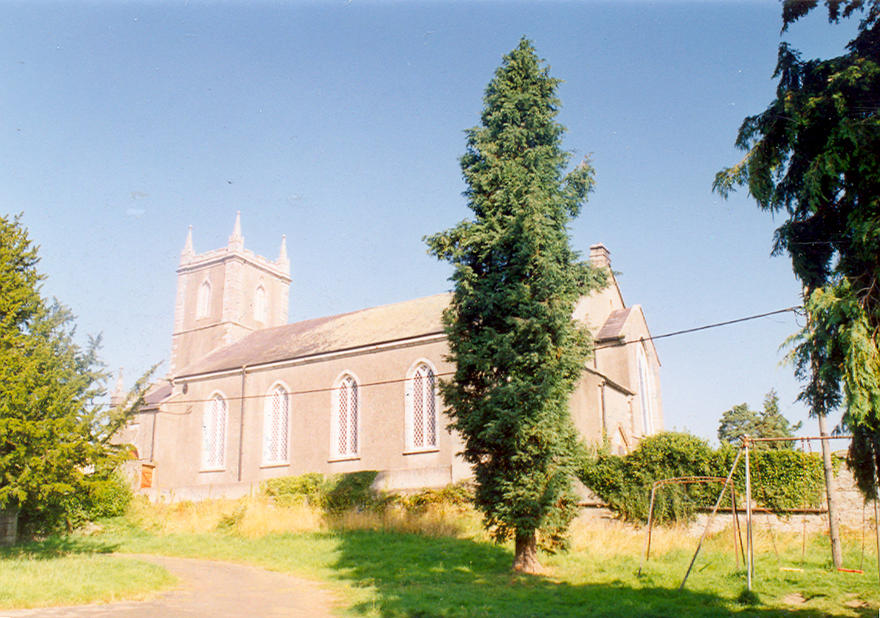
[2, 554, 339, 617]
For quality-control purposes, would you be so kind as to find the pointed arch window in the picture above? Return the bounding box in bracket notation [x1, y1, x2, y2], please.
[197, 280, 212, 319]
[254, 285, 267, 323]
[202, 394, 227, 470]
[332, 374, 359, 458]
[637, 346, 655, 436]
[263, 384, 289, 465]
[406, 363, 437, 451]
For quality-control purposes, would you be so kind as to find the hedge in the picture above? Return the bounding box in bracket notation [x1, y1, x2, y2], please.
[261, 471, 474, 514]
[579, 432, 827, 524]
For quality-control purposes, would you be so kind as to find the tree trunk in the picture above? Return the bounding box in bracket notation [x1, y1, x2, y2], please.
[513, 531, 543, 574]
[817, 413, 843, 570]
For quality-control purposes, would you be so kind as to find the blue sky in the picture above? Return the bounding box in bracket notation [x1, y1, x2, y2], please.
[0, 1, 858, 442]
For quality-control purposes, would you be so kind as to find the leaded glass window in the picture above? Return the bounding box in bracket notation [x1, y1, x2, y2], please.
[409, 364, 437, 449]
[202, 394, 227, 469]
[263, 384, 289, 464]
[335, 375, 358, 457]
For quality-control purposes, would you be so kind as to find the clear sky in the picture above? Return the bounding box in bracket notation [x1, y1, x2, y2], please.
[0, 1, 858, 442]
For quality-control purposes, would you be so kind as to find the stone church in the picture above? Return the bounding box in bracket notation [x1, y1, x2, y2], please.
[123, 213, 662, 500]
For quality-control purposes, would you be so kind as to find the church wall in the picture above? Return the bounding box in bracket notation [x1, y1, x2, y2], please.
[618, 315, 663, 439]
[147, 337, 654, 497]
[568, 368, 635, 455]
[593, 344, 630, 389]
[171, 262, 231, 373]
[603, 387, 634, 454]
[142, 227, 663, 499]
[234, 261, 288, 328]
[573, 275, 626, 337]
[151, 339, 460, 496]
[569, 373, 604, 447]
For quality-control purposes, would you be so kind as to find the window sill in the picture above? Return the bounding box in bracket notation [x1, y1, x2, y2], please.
[199, 467, 225, 473]
[328, 455, 360, 463]
[403, 447, 439, 456]
[260, 462, 289, 469]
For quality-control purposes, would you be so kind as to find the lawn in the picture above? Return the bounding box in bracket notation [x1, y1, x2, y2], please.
[0, 536, 176, 609]
[2, 497, 878, 616]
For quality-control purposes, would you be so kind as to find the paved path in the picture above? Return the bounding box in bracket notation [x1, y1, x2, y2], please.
[2, 554, 339, 617]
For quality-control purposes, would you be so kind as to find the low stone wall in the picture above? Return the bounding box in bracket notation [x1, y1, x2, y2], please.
[0, 508, 18, 545]
[579, 462, 877, 537]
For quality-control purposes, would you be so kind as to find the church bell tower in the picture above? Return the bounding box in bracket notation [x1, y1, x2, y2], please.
[169, 212, 291, 376]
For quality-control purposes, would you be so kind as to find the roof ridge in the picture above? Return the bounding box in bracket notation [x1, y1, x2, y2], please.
[173, 292, 452, 378]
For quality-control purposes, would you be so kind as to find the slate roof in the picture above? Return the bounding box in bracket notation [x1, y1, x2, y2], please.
[175, 293, 450, 378]
[595, 307, 633, 342]
[142, 382, 173, 410]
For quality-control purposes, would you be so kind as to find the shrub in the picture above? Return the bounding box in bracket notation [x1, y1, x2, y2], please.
[262, 473, 326, 507]
[262, 473, 474, 516]
[262, 471, 385, 513]
[580, 432, 827, 524]
[393, 482, 474, 512]
[581, 433, 715, 523]
[323, 471, 382, 513]
[86, 472, 133, 519]
[713, 444, 825, 512]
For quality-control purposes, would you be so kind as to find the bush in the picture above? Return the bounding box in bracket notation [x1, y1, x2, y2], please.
[262, 471, 385, 513]
[323, 471, 382, 513]
[262, 473, 326, 507]
[580, 432, 827, 524]
[262, 473, 474, 516]
[713, 444, 825, 512]
[86, 472, 133, 519]
[581, 433, 715, 523]
[392, 482, 474, 512]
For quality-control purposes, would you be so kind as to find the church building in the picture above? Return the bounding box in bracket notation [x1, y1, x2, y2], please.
[123, 213, 662, 500]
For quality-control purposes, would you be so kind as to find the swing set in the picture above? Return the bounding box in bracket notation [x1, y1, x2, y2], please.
[637, 434, 879, 591]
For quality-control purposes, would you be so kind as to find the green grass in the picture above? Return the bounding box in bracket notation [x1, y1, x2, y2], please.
[3, 501, 879, 616]
[90, 513, 880, 617]
[0, 537, 176, 609]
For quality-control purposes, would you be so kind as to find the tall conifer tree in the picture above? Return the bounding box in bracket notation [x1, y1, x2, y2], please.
[714, 0, 880, 568]
[427, 38, 606, 572]
[0, 214, 147, 535]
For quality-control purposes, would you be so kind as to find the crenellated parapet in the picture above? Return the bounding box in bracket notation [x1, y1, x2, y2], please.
[178, 212, 290, 281]
[170, 212, 292, 376]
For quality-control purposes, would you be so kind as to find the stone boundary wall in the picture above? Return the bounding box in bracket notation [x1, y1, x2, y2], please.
[0, 508, 18, 545]
[693, 463, 874, 536]
[578, 463, 877, 537]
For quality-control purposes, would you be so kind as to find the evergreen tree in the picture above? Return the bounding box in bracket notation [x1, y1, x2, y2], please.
[426, 39, 606, 573]
[717, 403, 760, 446]
[755, 389, 802, 445]
[0, 214, 145, 535]
[714, 0, 880, 567]
[714, 0, 880, 499]
[718, 390, 801, 448]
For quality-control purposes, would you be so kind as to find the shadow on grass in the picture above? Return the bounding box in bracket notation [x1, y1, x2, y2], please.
[0, 534, 120, 559]
[330, 530, 872, 617]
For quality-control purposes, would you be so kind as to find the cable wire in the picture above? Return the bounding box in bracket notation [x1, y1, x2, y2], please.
[150, 305, 802, 408]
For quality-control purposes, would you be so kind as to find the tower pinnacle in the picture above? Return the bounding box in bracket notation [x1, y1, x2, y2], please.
[180, 225, 194, 262]
[277, 234, 290, 272]
[228, 211, 244, 251]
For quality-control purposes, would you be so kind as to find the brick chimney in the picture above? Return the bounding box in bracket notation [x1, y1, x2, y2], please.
[589, 243, 611, 269]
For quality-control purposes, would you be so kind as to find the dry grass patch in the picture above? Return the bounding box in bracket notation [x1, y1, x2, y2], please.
[125, 494, 484, 540]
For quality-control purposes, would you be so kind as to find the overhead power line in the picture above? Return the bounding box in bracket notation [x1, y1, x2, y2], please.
[597, 306, 802, 349]
[151, 306, 803, 409]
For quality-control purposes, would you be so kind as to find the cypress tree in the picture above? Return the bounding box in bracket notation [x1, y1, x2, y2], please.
[426, 38, 606, 572]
